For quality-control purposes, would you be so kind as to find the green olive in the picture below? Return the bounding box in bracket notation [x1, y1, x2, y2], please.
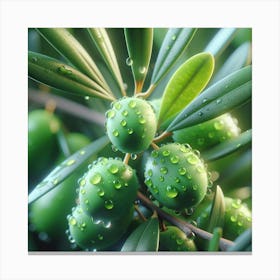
[223, 197, 252, 240]
[159, 226, 197, 251]
[105, 97, 157, 153]
[195, 197, 252, 241]
[79, 158, 139, 219]
[144, 143, 208, 210]
[29, 133, 91, 241]
[172, 113, 241, 151]
[68, 205, 133, 250]
[28, 109, 61, 180]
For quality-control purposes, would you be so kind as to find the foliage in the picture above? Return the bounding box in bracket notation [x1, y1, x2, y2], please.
[28, 27, 252, 252]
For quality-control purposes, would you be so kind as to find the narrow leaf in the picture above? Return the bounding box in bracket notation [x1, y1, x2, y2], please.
[209, 42, 251, 86]
[151, 28, 197, 86]
[124, 28, 153, 93]
[208, 185, 225, 233]
[208, 227, 223, 251]
[57, 129, 71, 157]
[121, 217, 159, 251]
[158, 52, 214, 125]
[202, 129, 252, 161]
[28, 51, 114, 101]
[88, 28, 126, 96]
[167, 65, 252, 132]
[227, 228, 252, 251]
[204, 28, 237, 58]
[36, 28, 112, 95]
[28, 135, 110, 204]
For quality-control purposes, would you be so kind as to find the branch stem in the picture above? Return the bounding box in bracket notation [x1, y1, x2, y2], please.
[123, 153, 131, 164]
[153, 131, 172, 143]
[137, 191, 234, 251]
[135, 84, 156, 99]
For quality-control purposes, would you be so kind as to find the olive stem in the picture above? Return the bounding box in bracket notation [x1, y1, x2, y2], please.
[134, 205, 147, 222]
[123, 153, 131, 164]
[120, 86, 127, 97]
[135, 84, 156, 99]
[151, 142, 160, 150]
[134, 80, 145, 95]
[137, 191, 235, 251]
[159, 217, 167, 232]
[153, 131, 172, 143]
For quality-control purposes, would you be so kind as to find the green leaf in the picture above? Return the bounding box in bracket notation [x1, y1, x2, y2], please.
[28, 135, 110, 204]
[209, 42, 251, 86]
[56, 129, 71, 157]
[202, 129, 252, 161]
[204, 28, 237, 58]
[227, 228, 252, 251]
[208, 185, 225, 233]
[208, 227, 223, 251]
[124, 28, 153, 93]
[28, 51, 115, 101]
[121, 217, 159, 251]
[87, 28, 126, 96]
[167, 65, 252, 132]
[158, 52, 215, 125]
[151, 28, 197, 86]
[36, 28, 112, 95]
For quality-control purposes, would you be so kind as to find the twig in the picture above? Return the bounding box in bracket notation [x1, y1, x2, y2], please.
[150, 142, 159, 150]
[153, 131, 172, 143]
[137, 191, 234, 251]
[29, 89, 105, 126]
[134, 205, 147, 222]
[135, 84, 156, 99]
[123, 153, 131, 165]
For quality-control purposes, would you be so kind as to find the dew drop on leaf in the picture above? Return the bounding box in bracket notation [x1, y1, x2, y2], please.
[126, 57, 133, 66]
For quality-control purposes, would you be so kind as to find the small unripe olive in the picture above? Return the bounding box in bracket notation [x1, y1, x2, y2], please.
[159, 226, 197, 251]
[29, 133, 91, 241]
[195, 197, 252, 241]
[79, 158, 139, 219]
[105, 97, 157, 153]
[144, 143, 208, 210]
[223, 197, 252, 240]
[28, 109, 61, 180]
[172, 113, 241, 151]
[68, 205, 133, 250]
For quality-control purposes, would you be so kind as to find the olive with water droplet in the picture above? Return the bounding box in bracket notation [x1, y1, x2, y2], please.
[193, 196, 252, 243]
[172, 113, 241, 151]
[105, 97, 157, 153]
[79, 158, 139, 219]
[68, 205, 134, 250]
[159, 226, 196, 251]
[144, 143, 208, 210]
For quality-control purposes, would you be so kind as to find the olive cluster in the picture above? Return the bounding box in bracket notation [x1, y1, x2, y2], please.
[29, 95, 251, 252]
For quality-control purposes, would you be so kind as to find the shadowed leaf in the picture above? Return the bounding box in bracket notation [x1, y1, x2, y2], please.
[121, 217, 159, 251]
[124, 28, 153, 93]
[202, 129, 252, 161]
[36, 28, 112, 95]
[28, 136, 110, 204]
[151, 28, 197, 86]
[88, 28, 126, 96]
[28, 51, 115, 101]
